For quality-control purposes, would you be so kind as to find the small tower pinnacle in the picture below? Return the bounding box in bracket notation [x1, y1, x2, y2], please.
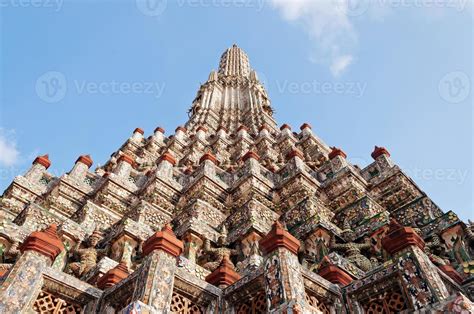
[218, 44, 250, 77]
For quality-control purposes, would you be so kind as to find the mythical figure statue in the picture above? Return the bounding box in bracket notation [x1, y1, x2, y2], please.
[202, 227, 239, 271]
[330, 228, 374, 272]
[68, 229, 109, 277]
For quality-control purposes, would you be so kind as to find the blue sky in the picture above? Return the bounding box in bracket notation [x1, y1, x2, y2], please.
[0, 1, 472, 220]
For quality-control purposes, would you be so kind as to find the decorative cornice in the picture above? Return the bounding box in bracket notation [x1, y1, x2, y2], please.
[142, 224, 183, 257]
[20, 224, 64, 263]
[260, 221, 300, 255]
[438, 264, 464, 285]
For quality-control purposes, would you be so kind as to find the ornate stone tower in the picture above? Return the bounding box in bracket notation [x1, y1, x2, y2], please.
[0, 45, 473, 313]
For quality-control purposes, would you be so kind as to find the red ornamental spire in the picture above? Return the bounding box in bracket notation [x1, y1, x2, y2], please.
[76, 155, 93, 168]
[328, 147, 347, 160]
[142, 224, 183, 257]
[205, 255, 241, 287]
[260, 221, 300, 255]
[97, 261, 129, 289]
[20, 224, 64, 262]
[371, 146, 390, 159]
[33, 154, 51, 169]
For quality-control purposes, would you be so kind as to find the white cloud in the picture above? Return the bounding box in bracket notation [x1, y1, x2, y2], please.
[270, 0, 472, 76]
[330, 55, 354, 77]
[270, 0, 358, 76]
[0, 129, 20, 167]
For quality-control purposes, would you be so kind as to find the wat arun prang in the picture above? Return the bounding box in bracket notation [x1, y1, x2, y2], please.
[0, 45, 473, 313]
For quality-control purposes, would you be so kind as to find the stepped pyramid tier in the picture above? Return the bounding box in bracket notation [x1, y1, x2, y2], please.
[0, 46, 473, 313]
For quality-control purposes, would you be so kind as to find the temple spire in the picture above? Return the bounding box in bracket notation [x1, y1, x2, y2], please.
[218, 44, 250, 77]
[185, 44, 277, 135]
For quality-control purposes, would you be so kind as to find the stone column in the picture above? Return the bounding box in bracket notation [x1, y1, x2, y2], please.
[152, 127, 165, 144]
[114, 154, 134, 178]
[328, 147, 347, 173]
[260, 221, 313, 313]
[183, 232, 203, 264]
[24, 154, 51, 182]
[382, 219, 450, 310]
[299, 123, 312, 137]
[371, 146, 393, 169]
[156, 152, 176, 178]
[199, 152, 218, 177]
[131, 127, 144, 142]
[0, 224, 64, 313]
[242, 151, 260, 174]
[70, 155, 93, 179]
[125, 224, 183, 313]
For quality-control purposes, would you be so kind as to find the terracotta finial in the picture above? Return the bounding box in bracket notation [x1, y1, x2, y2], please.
[159, 152, 176, 166]
[259, 220, 300, 255]
[142, 224, 183, 257]
[280, 124, 292, 131]
[318, 259, 353, 286]
[328, 147, 347, 160]
[97, 261, 130, 289]
[33, 154, 51, 169]
[205, 255, 241, 287]
[286, 148, 304, 160]
[242, 151, 260, 162]
[371, 146, 390, 160]
[117, 154, 135, 166]
[154, 127, 165, 134]
[175, 126, 187, 133]
[20, 224, 64, 263]
[76, 155, 93, 168]
[381, 219, 425, 255]
[196, 126, 208, 133]
[237, 125, 249, 132]
[300, 123, 312, 130]
[199, 153, 218, 165]
[133, 128, 144, 135]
